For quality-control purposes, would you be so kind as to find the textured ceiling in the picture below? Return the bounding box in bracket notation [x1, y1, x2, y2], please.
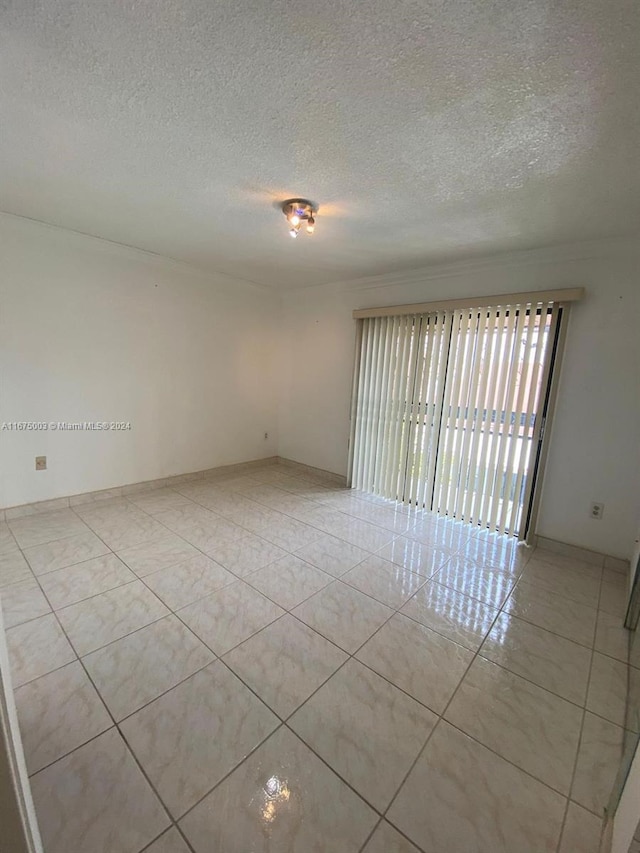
[1, 0, 639, 290]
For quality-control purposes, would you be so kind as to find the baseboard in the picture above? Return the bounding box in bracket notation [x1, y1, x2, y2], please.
[2, 461, 628, 577]
[0, 456, 280, 521]
[533, 534, 630, 575]
[276, 457, 347, 487]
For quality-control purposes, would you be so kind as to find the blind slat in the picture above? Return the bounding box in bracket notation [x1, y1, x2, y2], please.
[474, 307, 519, 530]
[386, 315, 413, 499]
[349, 297, 561, 536]
[455, 307, 490, 524]
[461, 306, 498, 526]
[406, 312, 448, 507]
[470, 309, 508, 527]
[497, 306, 540, 534]
[433, 312, 465, 515]
[486, 306, 529, 531]
[378, 316, 401, 497]
[421, 313, 452, 510]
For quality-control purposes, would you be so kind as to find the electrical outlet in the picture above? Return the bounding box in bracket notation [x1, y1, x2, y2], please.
[590, 502, 604, 520]
[35, 456, 47, 471]
[264, 432, 269, 440]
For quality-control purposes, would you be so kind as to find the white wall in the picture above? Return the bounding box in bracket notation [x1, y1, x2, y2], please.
[0, 216, 280, 508]
[278, 240, 640, 559]
[3, 216, 638, 560]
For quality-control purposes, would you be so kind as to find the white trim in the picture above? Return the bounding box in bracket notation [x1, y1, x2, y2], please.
[0, 607, 43, 853]
[352, 288, 584, 319]
[0, 457, 280, 518]
[277, 457, 347, 485]
[530, 535, 616, 572]
[0, 210, 272, 294]
[522, 304, 570, 545]
[0, 457, 350, 519]
[0, 453, 628, 566]
[281, 235, 638, 295]
[610, 739, 640, 853]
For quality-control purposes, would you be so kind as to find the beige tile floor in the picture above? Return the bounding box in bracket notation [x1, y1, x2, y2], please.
[0, 462, 633, 853]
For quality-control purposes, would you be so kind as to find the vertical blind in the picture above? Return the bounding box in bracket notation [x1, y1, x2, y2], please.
[350, 298, 561, 537]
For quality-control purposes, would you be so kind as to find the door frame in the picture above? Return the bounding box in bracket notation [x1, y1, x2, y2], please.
[0, 607, 43, 853]
[520, 305, 570, 544]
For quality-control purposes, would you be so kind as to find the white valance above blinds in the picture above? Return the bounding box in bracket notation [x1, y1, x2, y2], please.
[352, 287, 584, 319]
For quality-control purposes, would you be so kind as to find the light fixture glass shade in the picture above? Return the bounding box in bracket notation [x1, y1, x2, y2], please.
[282, 199, 317, 238]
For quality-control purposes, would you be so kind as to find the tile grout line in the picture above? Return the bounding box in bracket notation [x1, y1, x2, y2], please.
[166, 535, 627, 807]
[123, 518, 449, 838]
[150, 475, 442, 561]
[11, 485, 599, 704]
[21, 567, 625, 804]
[554, 563, 604, 853]
[18, 568, 624, 828]
[2, 470, 471, 850]
[12, 570, 184, 852]
[9, 483, 625, 703]
[377, 576, 512, 832]
[25, 650, 219, 777]
[356, 817, 384, 852]
[4, 465, 624, 852]
[5, 514, 492, 635]
[121, 534, 416, 830]
[137, 824, 196, 853]
[9, 510, 203, 853]
[37, 540, 200, 853]
[13, 471, 472, 591]
[20, 512, 619, 845]
[164, 562, 561, 849]
[22, 510, 283, 842]
[371, 543, 603, 843]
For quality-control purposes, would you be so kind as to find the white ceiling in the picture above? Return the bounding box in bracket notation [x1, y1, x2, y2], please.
[1, 0, 639, 290]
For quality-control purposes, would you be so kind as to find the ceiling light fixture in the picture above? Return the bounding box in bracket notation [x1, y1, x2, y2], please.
[282, 199, 317, 238]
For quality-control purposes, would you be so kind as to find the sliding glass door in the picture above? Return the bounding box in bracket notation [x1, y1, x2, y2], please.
[349, 297, 563, 538]
[349, 312, 448, 509]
